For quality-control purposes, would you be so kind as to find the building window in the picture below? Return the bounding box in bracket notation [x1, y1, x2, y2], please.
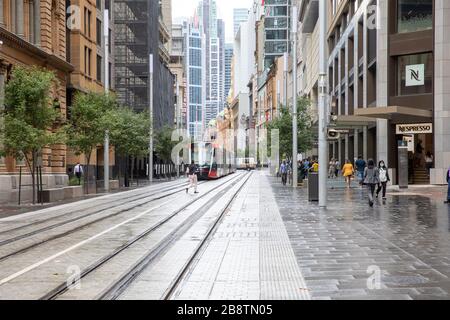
[97, 55, 102, 82]
[109, 62, 112, 87]
[84, 8, 92, 37]
[397, 0, 433, 33]
[97, 19, 102, 45]
[397, 53, 433, 96]
[84, 46, 92, 76]
[96, 0, 101, 9]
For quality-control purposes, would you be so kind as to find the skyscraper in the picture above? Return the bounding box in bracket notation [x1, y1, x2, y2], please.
[183, 19, 206, 142]
[233, 8, 249, 37]
[198, 0, 226, 129]
[263, 0, 291, 69]
[225, 43, 234, 99]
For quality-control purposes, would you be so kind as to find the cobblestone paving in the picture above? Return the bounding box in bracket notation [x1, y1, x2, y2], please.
[271, 175, 450, 300]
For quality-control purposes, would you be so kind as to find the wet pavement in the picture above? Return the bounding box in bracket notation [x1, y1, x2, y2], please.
[272, 175, 450, 300]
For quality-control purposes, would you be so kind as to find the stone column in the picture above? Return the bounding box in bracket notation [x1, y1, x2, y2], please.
[16, 0, 24, 38]
[354, 129, 359, 162]
[363, 126, 368, 161]
[0, 0, 5, 27]
[432, 0, 450, 185]
[34, 0, 41, 46]
[376, 0, 389, 167]
[344, 134, 349, 161]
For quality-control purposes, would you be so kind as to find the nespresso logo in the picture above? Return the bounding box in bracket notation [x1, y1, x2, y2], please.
[396, 123, 433, 134]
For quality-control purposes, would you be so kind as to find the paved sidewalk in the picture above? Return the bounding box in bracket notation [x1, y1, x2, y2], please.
[173, 171, 310, 300]
[271, 175, 450, 300]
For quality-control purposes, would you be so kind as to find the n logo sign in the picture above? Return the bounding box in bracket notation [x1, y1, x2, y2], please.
[405, 64, 425, 87]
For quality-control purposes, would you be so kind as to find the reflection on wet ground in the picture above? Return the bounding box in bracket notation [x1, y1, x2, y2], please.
[271, 176, 450, 300]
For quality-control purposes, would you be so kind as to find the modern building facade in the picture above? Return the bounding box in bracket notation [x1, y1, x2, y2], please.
[183, 19, 206, 142]
[233, 8, 249, 37]
[263, 0, 291, 69]
[225, 43, 233, 99]
[198, 0, 226, 130]
[0, 0, 73, 202]
[113, 0, 174, 129]
[321, 0, 448, 185]
[170, 23, 187, 130]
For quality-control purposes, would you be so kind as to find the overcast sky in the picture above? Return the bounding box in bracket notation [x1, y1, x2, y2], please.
[172, 0, 254, 43]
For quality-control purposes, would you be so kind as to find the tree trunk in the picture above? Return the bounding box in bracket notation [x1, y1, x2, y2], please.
[130, 156, 135, 185]
[85, 151, 91, 195]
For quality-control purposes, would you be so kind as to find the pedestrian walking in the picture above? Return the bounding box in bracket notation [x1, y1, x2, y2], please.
[376, 160, 390, 200]
[74, 162, 83, 185]
[280, 161, 288, 186]
[342, 159, 354, 188]
[364, 159, 380, 207]
[445, 166, 450, 204]
[355, 155, 367, 187]
[186, 160, 199, 194]
[328, 159, 336, 179]
[335, 160, 341, 178]
[311, 160, 319, 173]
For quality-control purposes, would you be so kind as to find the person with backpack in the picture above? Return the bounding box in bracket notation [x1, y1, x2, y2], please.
[376, 160, 390, 200]
[445, 166, 450, 204]
[364, 159, 380, 207]
[186, 160, 199, 194]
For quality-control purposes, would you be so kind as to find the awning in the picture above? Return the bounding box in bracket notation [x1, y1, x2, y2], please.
[354, 106, 433, 123]
[335, 115, 377, 129]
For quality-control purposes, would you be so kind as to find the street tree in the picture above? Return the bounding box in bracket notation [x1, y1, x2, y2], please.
[108, 107, 150, 183]
[154, 125, 178, 163]
[267, 97, 314, 160]
[0, 66, 65, 204]
[66, 92, 118, 192]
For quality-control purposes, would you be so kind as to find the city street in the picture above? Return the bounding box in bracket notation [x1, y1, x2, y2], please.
[0, 170, 448, 300]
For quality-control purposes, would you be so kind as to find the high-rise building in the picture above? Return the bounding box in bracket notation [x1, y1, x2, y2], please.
[170, 24, 187, 129]
[197, 0, 226, 129]
[113, 0, 174, 129]
[263, 0, 291, 69]
[225, 43, 234, 99]
[233, 8, 249, 37]
[183, 19, 206, 142]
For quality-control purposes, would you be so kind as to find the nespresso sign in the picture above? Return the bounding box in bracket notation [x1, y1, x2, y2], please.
[396, 123, 433, 135]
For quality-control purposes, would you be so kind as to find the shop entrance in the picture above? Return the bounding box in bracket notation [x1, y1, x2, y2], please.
[396, 123, 434, 185]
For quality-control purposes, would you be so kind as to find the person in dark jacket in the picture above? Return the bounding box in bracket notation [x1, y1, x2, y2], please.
[445, 166, 450, 204]
[364, 159, 380, 207]
[186, 161, 199, 194]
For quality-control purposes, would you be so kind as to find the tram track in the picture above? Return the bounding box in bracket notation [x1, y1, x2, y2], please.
[103, 172, 252, 300]
[0, 179, 192, 237]
[38, 172, 249, 300]
[0, 180, 207, 252]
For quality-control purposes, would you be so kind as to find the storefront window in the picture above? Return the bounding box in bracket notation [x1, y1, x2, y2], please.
[398, 0, 433, 33]
[397, 53, 433, 96]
